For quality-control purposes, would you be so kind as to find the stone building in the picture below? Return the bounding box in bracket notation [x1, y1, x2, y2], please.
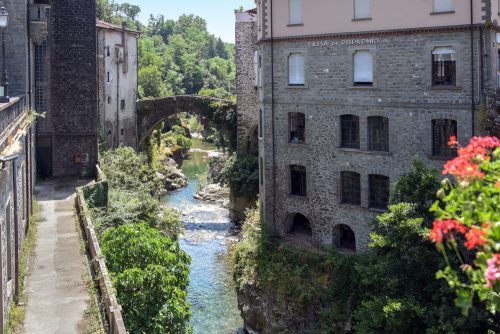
[97, 20, 140, 149]
[240, 0, 500, 251]
[35, 0, 98, 178]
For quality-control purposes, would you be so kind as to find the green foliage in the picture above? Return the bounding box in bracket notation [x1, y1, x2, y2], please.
[216, 153, 258, 199]
[390, 158, 440, 223]
[102, 223, 191, 334]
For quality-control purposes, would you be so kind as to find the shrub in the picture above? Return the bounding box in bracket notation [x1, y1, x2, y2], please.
[216, 153, 258, 199]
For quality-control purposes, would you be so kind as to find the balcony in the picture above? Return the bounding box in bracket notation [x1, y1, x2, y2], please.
[29, 4, 50, 43]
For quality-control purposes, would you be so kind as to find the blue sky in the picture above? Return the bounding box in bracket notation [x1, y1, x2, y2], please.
[118, 0, 256, 42]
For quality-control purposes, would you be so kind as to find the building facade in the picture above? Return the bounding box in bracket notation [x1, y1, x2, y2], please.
[35, 0, 98, 178]
[247, 0, 500, 251]
[97, 20, 139, 149]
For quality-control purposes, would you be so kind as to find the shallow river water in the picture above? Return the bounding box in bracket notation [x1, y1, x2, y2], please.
[163, 141, 243, 334]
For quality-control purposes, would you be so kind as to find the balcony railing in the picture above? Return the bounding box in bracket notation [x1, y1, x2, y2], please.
[29, 4, 50, 43]
[0, 96, 26, 139]
[29, 4, 50, 22]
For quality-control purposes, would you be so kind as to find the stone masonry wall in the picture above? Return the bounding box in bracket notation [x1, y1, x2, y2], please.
[49, 0, 97, 177]
[236, 12, 258, 152]
[259, 29, 484, 251]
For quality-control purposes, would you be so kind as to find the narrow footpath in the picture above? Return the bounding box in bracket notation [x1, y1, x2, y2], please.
[23, 179, 93, 334]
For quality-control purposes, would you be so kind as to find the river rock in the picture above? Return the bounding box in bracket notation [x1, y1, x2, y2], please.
[161, 157, 188, 191]
[194, 183, 230, 206]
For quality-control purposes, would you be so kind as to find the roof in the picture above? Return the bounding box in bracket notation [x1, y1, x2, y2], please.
[96, 20, 141, 36]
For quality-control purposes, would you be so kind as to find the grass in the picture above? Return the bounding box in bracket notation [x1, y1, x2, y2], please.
[6, 201, 45, 334]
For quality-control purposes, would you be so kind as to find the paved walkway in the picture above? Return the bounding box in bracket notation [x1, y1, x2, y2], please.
[24, 179, 92, 334]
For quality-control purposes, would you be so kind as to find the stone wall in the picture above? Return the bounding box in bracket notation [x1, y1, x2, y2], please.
[258, 28, 489, 251]
[235, 11, 258, 153]
[46, 0, 97, 177]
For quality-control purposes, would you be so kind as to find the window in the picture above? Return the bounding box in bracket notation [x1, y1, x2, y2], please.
[341, 171, 361, 205]
[432, 48, 456, 86]
[354, 0, 371, 19]
[289, 0, 303, 25]
[288, 53, 305, 85]
[369, 175, 390, 210]
[121, 99, 125, 110]
[341, 115, 360, 149]
[354, 51, 373, 86]
[259, 109, 263, 138]
[106, 46, 110, 57]
[107, 72, 110, 83]
[497, 49, 500, 88]
[107, 96, 111, 104]
[290, 165, 307, 196]
[120, 128, 124, 136]
[432, 119, 457, 157]
[289, 112, 305, 143]
[368, 116, 389, 151]
[433, 0, 453, 12]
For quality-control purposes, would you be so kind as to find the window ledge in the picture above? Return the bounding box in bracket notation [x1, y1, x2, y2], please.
[427, 85, 462, 91]
[349, 86, 377, 91]
[430, 10, 455, 15]
[337, 147, 393, 156]
[428, 155, 454, 161]
[338, 203, 363, 210]
[368, 207, 388, 213]
[288, 194, 308, 200]
[287, 23, 304, 27]
[287, 84, 307, 89]
[288, 142, 307, 147]
[352, 17, 372, 22]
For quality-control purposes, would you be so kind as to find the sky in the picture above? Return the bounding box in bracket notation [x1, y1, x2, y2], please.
[117, 0, 256, 42]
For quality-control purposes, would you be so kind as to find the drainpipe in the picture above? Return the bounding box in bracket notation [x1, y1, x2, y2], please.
[270, 0, 276, 234]
[470, 0, 475, 136]
[26, 2, 32, 108]
[0, 155, 20, 304]
[116, 54, 120, 148]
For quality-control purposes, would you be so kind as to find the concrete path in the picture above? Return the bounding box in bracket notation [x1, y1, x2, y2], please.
[24, 179, 92, 334]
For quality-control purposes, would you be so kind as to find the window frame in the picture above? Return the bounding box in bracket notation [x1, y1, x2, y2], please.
[432, 47, 456, 87]
[353, 50, 374, 86]
[288, 112, 306, 144]
[341, 171, 361, 206]
[432, 119, 457, 157]
[290, 165, 307, 197]
[340, 115, 360, 149]
[288, 52, 306, 86]
[354, 0, 371, 20]
[368, 116, 389, 152]
[369, 174, 390, 210]
[432, 0, 454, 13]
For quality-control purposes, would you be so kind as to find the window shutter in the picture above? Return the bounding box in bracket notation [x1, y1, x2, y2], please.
[354, 51, 373, 83]
[355, 0, 371, 19]
[433, 0, 453, 12]
[289, 0, 303, 24]
[289, 53, 305, 85]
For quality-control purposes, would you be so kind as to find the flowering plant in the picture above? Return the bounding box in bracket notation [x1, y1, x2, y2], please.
[430, 136, 500, 315]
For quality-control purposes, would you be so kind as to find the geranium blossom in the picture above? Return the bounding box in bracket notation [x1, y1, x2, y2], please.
[464, 226, 487, 250]
[430, 219, 467, 243]
[485, 254, 500, 288]
[443, 136, 500, 180]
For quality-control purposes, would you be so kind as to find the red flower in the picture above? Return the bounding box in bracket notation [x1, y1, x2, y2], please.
[443, 136, 500, 180]
[496, 180, 500, 188]
[430, 220, 467, 243]
[448, 136, 458, 147]
[464, 226, 487, 250]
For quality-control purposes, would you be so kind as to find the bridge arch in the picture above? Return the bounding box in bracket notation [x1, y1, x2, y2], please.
[136, 95, 236, 149]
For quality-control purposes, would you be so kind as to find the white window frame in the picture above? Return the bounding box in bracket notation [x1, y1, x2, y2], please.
[433, 0, 453, 13]
[289, 0, 303, 25]
[353, 50, 374, 86]
[354, 0, 371, 19]
[288, 53, 305, 86]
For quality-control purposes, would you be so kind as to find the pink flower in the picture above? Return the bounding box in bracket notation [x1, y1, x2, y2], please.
[485, 254, 500, 288]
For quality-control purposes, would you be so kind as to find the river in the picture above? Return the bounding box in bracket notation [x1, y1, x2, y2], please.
[163, 139, 243, 334]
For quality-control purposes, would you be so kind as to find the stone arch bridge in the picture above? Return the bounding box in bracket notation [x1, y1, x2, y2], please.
[136, 95, 236, 149]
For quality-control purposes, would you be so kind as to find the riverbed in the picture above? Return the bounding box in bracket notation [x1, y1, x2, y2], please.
[163, 140, 243, 334]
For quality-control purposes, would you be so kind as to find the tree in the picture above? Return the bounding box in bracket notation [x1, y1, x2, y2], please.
[118, 3, 141, 20]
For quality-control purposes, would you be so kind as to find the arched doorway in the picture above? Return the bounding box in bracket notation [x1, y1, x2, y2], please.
[333, 224, 356, 252]
[287, 213, 312, 237]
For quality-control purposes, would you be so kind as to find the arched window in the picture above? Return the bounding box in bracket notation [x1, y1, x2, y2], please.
[289, 112, 305, 143]
[432, 119, 457, 157]
[290, 165, 307, 196]
[369, 174, 390, 210]
[333, 224, 356, 252]
[353, 50, 373, 86]
[288, 213, 312, 237]
[432, 47, 456, 86]
[288, 53, 305, 86]
[341, 115, 360, 149]
[368, 116, 389, 151]
[341, 171, 361, 205]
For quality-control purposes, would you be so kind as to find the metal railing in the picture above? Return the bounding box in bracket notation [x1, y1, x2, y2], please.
[0, 96, 25, 138]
